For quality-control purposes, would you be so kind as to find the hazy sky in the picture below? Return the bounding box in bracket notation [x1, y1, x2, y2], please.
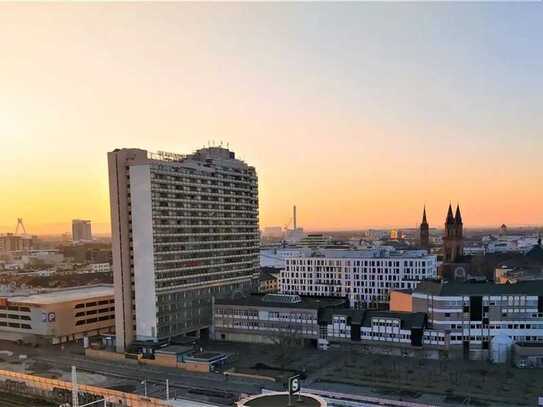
[1, 3, 542, 235]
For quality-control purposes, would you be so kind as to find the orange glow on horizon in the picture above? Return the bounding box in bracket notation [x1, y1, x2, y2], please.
[0, 3, 542, 235]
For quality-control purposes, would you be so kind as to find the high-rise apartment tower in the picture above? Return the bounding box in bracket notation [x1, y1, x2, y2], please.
[72, 219, 92, 243]
[108, 147, 259, 352]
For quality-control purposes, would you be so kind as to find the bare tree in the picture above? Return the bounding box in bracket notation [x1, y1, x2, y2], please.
[270, 323, 304, 371]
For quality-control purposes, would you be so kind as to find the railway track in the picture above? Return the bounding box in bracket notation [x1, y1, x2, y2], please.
[33, 353, 247, 405]
[0, 391, 54, 407]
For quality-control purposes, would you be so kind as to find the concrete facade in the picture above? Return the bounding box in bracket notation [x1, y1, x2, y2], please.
[0, 285, 114, 344]
[413, 280, 543, 360]
[72, 219, 92, 243]
[280, 249, 437, 308]
[108, 147, 259, 351]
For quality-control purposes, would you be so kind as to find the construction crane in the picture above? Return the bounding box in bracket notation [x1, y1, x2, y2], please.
[15, 218, 26, 235]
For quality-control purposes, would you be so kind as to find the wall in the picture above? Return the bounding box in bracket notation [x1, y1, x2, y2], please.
[85, 348, 137, 364]
[389, 291, 413, 312]
[215, 331, 276, 345]
[0, 368, 170, 406]
[130, 164, 157, 341]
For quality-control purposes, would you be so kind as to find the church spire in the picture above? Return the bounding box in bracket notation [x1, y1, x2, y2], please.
[455, 204, 463, 225]
[421, 206, 428, 225]
[446, 203, 455, 224]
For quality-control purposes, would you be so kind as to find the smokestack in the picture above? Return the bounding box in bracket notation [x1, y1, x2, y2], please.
[293, 205, 297, 230]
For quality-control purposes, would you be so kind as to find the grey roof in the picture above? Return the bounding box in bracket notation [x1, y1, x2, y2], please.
[258, 271, 277, 282]
[215, 294, 346, 310]
[414, 280, 543, 296]
[526, 245, 543, 260]
[303, 248, 433, 259]
[498, 247, 543, 268]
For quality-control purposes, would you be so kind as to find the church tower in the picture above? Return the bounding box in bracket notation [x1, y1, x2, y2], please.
[443, 204, 464, 262]
[419, 206, 430, 249]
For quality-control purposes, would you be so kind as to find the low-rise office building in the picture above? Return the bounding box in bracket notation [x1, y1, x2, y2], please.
[214, 281, 543, 361]
[413, 280, 543, 359]
[213, 294, 345, 345]
[280, 249, 437, 308]
[212, 294, 439, 356]
[513, 342, 543, 368]
[0, 284, 114, 344]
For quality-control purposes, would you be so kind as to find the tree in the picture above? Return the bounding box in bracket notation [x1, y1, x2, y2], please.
[270, 324, 304, 371]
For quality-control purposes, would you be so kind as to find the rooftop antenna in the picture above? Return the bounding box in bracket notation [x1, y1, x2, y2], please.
[15, 218, 26, 235]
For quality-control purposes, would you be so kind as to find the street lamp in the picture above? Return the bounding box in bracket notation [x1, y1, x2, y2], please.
[140, 379, 147, 397]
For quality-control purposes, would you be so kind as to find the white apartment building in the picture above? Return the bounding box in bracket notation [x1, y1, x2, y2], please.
[108, 147, 259, 351]
[280, 249, 437, 307]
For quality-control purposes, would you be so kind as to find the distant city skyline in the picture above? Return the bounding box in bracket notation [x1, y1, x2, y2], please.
[1, 3, 542, 234]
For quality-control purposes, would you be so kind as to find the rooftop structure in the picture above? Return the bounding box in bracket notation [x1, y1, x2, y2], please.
[6, 285, 113, 305]
[215, 293, 346, 310]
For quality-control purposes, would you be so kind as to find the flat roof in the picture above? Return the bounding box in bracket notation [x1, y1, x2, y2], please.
[155, 345, 193, 355]
[291, 248, 434, 259]
[414, 280, 543, 296]
[5, 285, 114, 305]
[216, 294, 346, 310]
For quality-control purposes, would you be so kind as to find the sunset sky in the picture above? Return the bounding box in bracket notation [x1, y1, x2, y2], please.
[1, 3, 542, 235]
